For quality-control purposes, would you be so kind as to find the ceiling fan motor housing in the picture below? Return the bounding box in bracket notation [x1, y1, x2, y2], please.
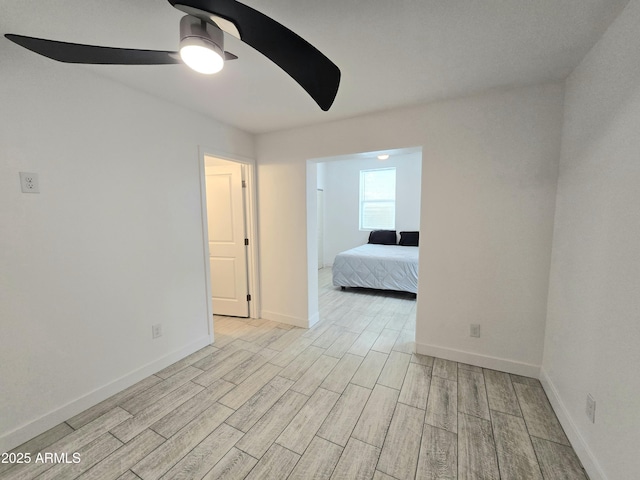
[179, 15, 224, 58]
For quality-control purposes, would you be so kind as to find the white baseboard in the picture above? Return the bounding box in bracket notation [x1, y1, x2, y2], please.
[539, 368, 607, 480]
[261, 310, 309, 328]
[415, 342, 540, 377]
[0, 336, 211, 453]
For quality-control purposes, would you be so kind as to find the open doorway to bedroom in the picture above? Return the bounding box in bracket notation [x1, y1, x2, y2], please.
[307, 147, 422, 351]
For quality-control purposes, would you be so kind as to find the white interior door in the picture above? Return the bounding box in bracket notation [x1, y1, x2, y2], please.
[205, 163, 249, 317]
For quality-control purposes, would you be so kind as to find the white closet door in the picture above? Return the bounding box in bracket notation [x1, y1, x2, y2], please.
[206, 163, 249, 317]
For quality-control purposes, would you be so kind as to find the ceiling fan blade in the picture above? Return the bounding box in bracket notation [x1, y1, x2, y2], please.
[170, 0, 341, 110]
[6, 34, 237, 65]
[5, 34, 182, 65]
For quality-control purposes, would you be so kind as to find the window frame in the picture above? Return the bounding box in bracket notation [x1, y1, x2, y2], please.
[359, 167, 397, 231]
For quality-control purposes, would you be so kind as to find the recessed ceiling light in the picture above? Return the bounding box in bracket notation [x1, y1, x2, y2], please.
[377, 154, 390, 160]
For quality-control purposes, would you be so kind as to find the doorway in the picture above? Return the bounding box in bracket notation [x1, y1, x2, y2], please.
[200, 153, 260, 335]
[306, 147, 423, 324]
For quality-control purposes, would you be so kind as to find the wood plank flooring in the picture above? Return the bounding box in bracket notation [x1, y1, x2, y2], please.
[3, 268, 588, 480]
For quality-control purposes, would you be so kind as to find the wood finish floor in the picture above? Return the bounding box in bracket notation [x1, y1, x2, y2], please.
[2, 268, 589, 480]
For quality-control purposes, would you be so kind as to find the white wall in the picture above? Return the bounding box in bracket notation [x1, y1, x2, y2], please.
[0, 42, 254, 451]
[322, 153, 422, 264]
[256, 83, 563, 375]
[542, 1, 640, 478]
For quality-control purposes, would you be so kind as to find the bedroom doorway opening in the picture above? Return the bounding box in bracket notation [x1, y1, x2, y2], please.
[307, 146, 423, 331]
[199, 151, 260, 340]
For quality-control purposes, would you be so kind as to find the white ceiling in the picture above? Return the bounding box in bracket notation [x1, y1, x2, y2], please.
[1, 0, 630, 134]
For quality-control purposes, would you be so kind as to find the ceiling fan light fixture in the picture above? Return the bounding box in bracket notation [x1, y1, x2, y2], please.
[180, 39, 223, 74]
[179, 15, 224, 74]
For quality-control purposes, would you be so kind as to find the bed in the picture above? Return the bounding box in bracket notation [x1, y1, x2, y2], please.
[332, 230, 419, 294]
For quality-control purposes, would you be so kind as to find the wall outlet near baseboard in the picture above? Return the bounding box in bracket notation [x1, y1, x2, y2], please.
[19, 172, 40, 193]
[586, 394, 596, 423]
[470, 324, 481, 338]
[152, 324, 163, 339]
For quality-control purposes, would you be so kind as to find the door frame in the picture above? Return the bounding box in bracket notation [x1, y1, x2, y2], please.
[306, 147, 423, 330]
[197, 146, 260, 342]
[317, 188, 324, 269]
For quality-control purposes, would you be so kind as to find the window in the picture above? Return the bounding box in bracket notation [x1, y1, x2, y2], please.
[359, 167, 396, 230]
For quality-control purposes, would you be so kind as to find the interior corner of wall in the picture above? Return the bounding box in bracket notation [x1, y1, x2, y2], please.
[539, 367, 608, 480]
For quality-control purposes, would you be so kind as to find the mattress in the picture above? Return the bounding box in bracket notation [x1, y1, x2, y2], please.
[332, 244, 419, 294]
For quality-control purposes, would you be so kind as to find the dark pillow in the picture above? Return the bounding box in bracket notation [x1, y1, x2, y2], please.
[399, 231, 419, 246]
[368, 230, 397, 245]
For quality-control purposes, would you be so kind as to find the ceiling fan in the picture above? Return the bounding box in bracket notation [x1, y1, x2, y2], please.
[4, 0, 341, 111]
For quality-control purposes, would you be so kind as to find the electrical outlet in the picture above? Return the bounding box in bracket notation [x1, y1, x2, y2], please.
[470, 324, 481, 338]
[19, 172, 40, 193]
[152, 324, 163, 339]
[586, 394, 596, 423]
